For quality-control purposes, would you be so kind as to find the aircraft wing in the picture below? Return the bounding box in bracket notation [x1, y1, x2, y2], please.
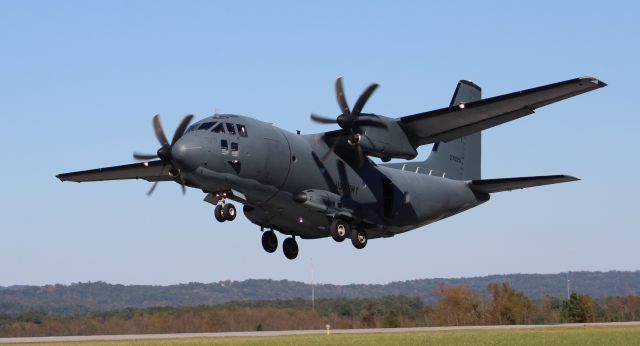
[57, 160, 174, 183]
[468, 175, 579, 194]
[399, 77, 606, 146]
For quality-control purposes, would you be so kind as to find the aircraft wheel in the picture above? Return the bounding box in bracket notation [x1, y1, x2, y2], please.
[261, 230, 278, 253]
[214, 205, 226, 222]
[329, 219, 349, 242]
[283, 237, 299, 260]
[223, 203, 237, 221]
[351, 229, 368, 249]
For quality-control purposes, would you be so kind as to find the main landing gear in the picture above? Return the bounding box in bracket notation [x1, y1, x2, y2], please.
[330, 218, 368, 249]
[260, 228, 299, 260]
[214, 202, 237, 222]
[282, 237, 299, 260]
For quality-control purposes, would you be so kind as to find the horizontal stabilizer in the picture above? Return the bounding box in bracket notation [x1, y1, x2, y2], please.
[468, 175, 579, 194]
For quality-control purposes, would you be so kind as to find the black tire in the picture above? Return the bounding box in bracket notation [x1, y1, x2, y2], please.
[351, 229, 368, 249]
[223, 203, 237, 221]
[214, 205, 226, 222]
[261, 230, 278, 253]
[329, 219, 349, 242]
[282, 237, 299, 260]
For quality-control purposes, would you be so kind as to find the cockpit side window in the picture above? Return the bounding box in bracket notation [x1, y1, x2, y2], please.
[231, 142, 239, 157]
[220, 139, 229, 155]
[237, 124, 248, 137]
[198, 122, 215, 130]
[211, 123, 225, 133]
[186, 124, 198, 133]
[225, 123, 236, 135]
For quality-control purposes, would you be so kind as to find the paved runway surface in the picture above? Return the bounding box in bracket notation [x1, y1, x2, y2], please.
[2, 321, 639, 344]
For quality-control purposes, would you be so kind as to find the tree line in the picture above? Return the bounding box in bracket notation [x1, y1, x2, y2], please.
[1, 282, 639, 337]
[2, 271, 640, 315]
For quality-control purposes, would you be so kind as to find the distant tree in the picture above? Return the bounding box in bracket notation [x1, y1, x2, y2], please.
[561, 292, 595, 323]
[382, 311, 400, 328]
[484, 282, 534, 325]
[431, 284, 481, 326]
[533, 294, 562, 324]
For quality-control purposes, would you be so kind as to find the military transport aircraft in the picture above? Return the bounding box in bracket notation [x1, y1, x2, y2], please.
[57, 76, 606, 260]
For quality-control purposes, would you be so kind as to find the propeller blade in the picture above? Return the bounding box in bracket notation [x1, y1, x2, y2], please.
[356, 144, 364, 168]
[321, 135, 342, 162]
[152, 114, 169, 147]
[178, 175, 187, 195]
[171, 114, 194, 146]
[334, 77, 351, 116]
[146, 181, 159, 196]
[354, 116, 388, 129]
[133, 152, 159, 160]
[310, 113, 338, 124]
[352, 83, 379, 116]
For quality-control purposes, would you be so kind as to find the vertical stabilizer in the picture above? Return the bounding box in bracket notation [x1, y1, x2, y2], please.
[423, 81, 482, 180]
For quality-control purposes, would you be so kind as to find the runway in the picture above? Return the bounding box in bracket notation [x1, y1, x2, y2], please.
[1, 321, 639, 344]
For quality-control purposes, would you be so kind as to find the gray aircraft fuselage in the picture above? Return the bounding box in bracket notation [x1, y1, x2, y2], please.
[58, 76, 605, 259]
[175, 114, 484, 240]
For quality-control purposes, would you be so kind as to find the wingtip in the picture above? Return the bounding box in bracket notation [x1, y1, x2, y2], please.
[580, 76, 607, 88]
[564, 175, 580, 182]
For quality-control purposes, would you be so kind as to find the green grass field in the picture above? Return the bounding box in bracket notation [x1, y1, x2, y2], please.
[8, 326, 640, 346]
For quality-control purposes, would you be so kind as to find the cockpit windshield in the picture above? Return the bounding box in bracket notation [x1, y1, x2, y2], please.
[211, 123, 225, 133]
[198, 122, 215, 130]
[225, 123, 236, 135]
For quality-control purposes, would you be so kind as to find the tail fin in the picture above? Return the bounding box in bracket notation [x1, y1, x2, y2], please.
[422, 80, 482, 180]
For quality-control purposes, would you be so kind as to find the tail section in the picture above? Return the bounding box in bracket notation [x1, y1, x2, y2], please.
[420, 80, 482, 180]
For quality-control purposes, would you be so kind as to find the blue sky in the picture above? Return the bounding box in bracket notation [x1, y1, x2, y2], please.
[0, 1, 638, 286]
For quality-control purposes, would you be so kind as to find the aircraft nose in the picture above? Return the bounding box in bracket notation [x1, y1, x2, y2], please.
[172, 135, 206, 171]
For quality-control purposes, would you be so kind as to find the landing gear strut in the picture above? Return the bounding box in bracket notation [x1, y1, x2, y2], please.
[282, 236, 299, 260]
[214, 202, 237, 222]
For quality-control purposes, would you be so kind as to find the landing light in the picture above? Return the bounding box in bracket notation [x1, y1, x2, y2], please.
[298, 217, 304, 224]
[143, 162, 149, 167]
[458, 103, 465, 109]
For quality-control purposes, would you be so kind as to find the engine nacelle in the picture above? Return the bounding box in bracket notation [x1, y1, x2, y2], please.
[358, 116, 418, 160]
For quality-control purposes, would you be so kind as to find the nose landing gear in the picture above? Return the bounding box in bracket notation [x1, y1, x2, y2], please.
[214, 202, 237, 222]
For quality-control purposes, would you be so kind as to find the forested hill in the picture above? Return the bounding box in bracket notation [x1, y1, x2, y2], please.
[1, 271, 638, 315]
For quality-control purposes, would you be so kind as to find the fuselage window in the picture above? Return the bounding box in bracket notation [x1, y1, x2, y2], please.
[231, 142, 239, 157]
[226, 123, 236, 135]
[198, 122, 215, 130]
[237, 124, 248, 137]
[211, 123, 225, 133]
[221, 139, 229, 155]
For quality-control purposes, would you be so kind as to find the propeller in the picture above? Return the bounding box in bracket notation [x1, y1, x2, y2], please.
[133, 114, 194, 195]
[310, 77, 388, 166]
